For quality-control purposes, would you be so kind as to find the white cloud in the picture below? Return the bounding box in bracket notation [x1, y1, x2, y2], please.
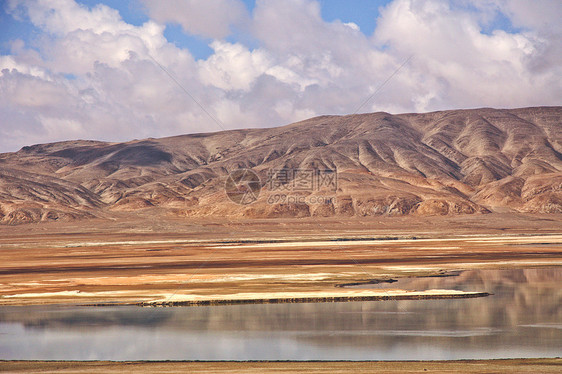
[343, 22, 360, 32]
[372, 0, 561, 112]
[0, 54, 49, 79]
[495, 0, 562, 33]
[7, 0, 123, 35]
[0, 0, 560, 152]
[140, 0, 249, 39]
[198, 41, 272, 91]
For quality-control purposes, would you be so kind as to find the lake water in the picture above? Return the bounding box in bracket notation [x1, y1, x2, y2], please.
[0, 267, 560, 360]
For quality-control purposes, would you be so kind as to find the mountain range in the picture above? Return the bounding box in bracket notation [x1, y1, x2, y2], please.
[0, 106, 560, 224]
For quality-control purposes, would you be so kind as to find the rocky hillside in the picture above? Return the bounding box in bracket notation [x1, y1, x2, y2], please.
[0, 107, 560, 224]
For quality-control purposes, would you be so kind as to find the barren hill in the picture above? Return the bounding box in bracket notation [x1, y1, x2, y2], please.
[0, 106, 560, 224]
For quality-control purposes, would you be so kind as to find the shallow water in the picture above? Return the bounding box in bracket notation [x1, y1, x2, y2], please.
[0, 267, 560, 360]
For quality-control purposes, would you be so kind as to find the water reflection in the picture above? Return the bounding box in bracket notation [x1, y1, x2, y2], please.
[0, 267, 560, 360]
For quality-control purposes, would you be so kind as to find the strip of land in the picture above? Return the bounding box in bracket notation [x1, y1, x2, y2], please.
[1, 359, 561, 373]
[136, 289, 490, 307]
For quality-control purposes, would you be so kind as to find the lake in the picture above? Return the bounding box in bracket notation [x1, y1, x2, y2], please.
[0, 267, 560, 360]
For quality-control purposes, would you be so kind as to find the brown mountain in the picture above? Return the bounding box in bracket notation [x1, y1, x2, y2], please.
[0, 106, 560, 224]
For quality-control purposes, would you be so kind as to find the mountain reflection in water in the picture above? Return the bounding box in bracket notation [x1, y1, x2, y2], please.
[0, 267, 560, 360]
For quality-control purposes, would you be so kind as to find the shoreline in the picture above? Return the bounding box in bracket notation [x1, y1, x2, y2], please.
[1, 359, 561, 373]
[0, 288, 492, 307]
[135, 290, 491, 307]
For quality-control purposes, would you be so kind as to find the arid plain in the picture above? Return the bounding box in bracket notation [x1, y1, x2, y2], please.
[1, 213, 560, 306]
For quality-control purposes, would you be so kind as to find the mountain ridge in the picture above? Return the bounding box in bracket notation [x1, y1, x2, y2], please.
[0, 106, 560, 224]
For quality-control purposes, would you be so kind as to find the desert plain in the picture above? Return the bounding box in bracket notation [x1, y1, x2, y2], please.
[1, 212, 560, 306]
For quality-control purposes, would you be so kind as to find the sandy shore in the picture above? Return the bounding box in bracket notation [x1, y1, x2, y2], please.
[1, 359, 561, 373]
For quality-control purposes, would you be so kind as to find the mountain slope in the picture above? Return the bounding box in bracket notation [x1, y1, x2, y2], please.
[0, 107, 560, 224]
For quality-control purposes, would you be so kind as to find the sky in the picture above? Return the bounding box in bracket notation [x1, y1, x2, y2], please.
[0, 0, 560, 152]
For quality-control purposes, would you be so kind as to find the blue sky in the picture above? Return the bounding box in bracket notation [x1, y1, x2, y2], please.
[2, 0, 399, 59]
[0, 0, 559, 151]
